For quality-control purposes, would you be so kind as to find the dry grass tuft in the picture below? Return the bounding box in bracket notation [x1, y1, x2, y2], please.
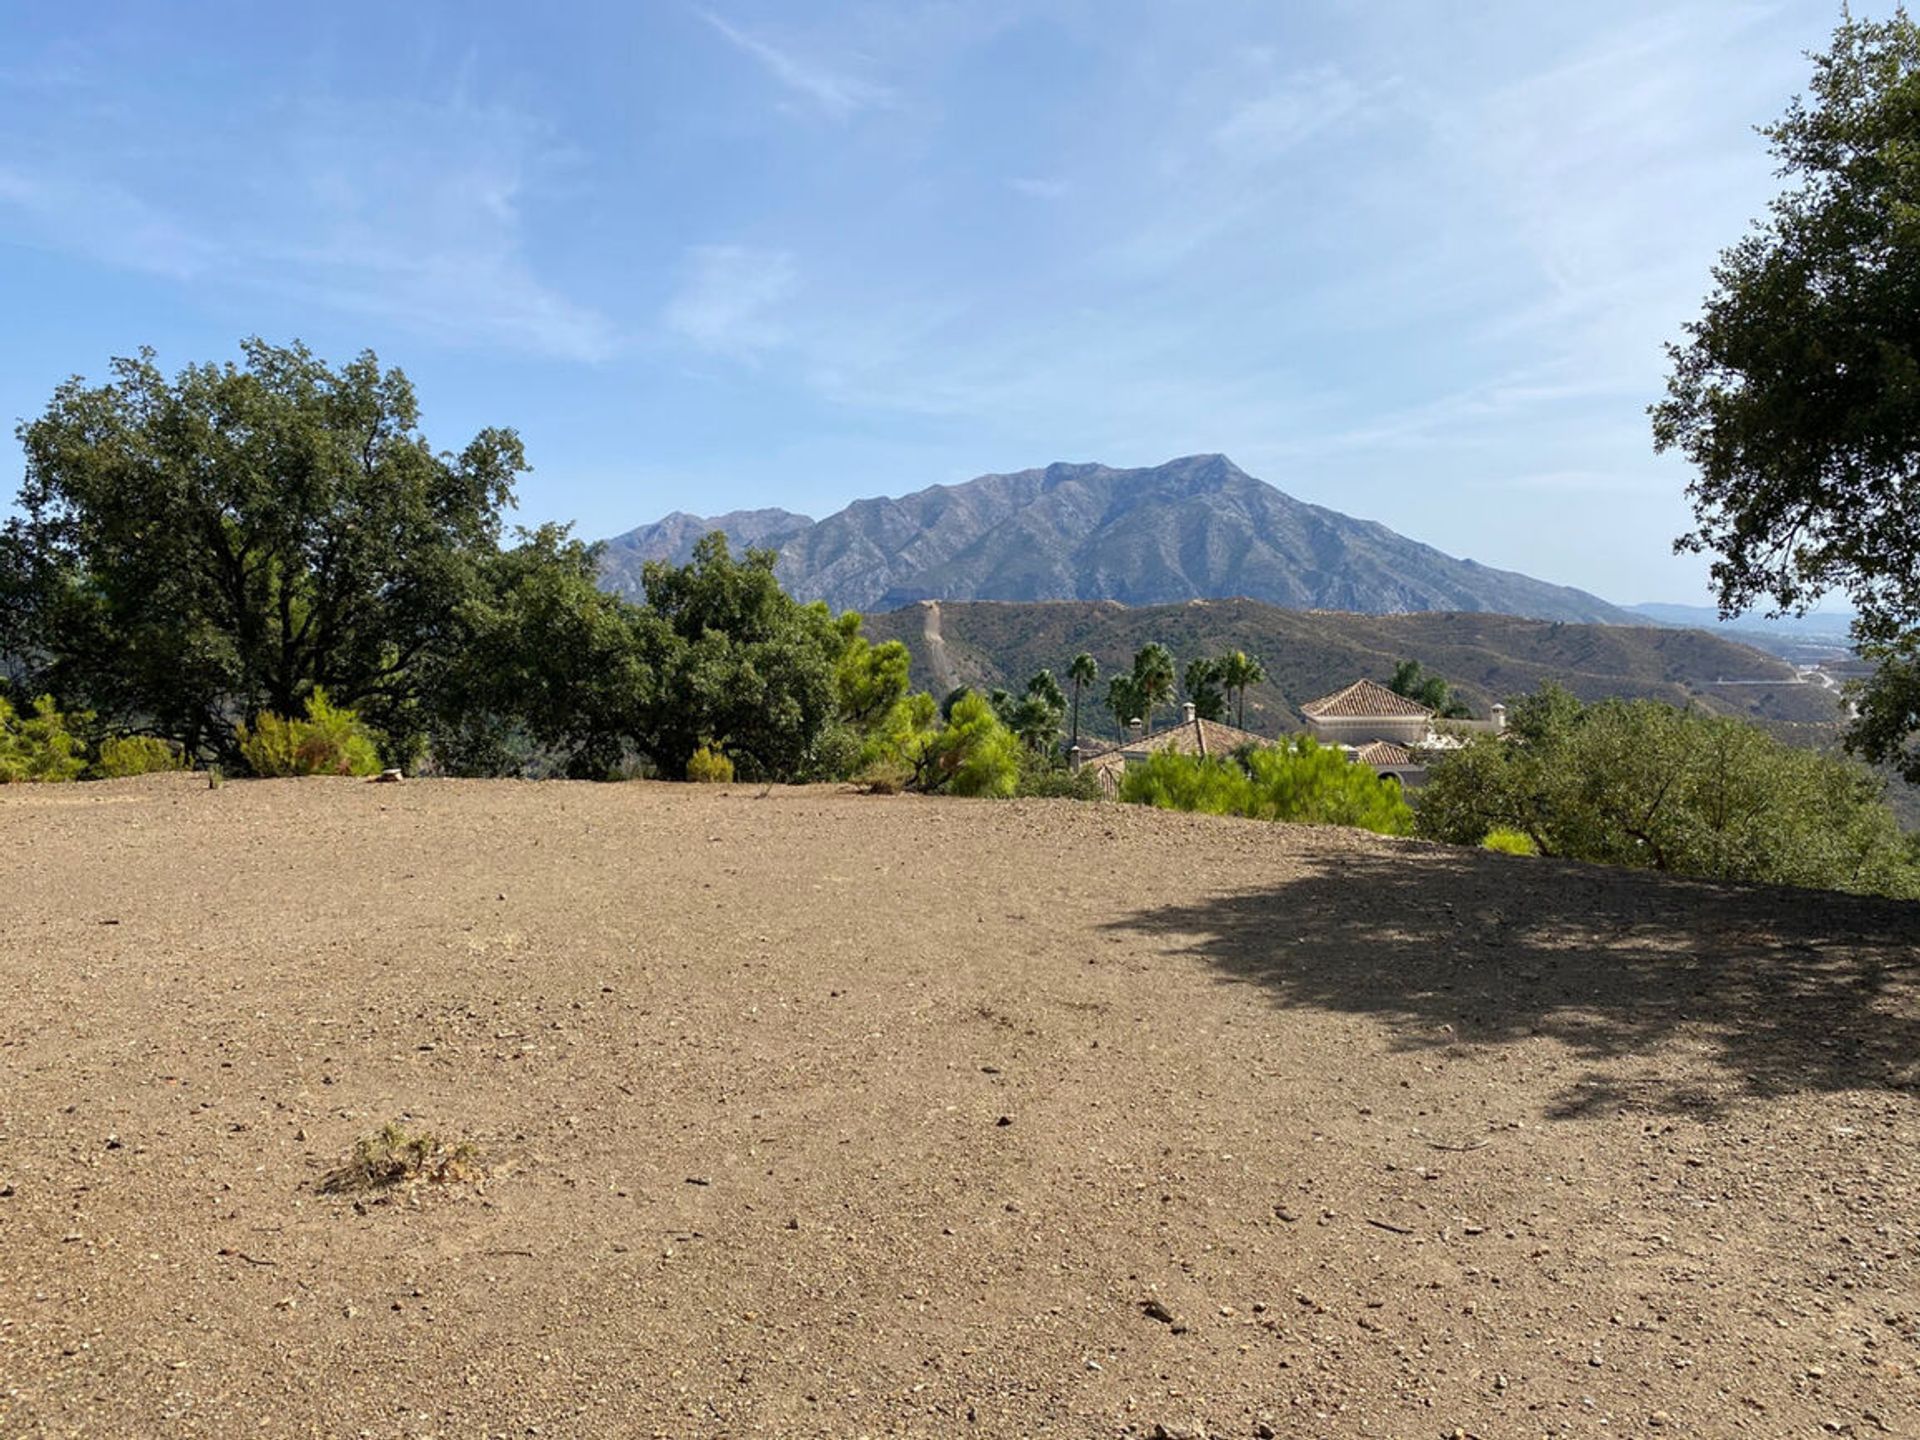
[317, 1121, 483, 1195]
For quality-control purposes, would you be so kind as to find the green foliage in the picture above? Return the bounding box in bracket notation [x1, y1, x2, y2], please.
[1008, 669, 1066, 753]
[1119, 738, 1414, 836]
[1417, 686, 1919, 897]
[1015, 749, 1102, 800]
[1848, 632, 1920, 785]
[921, 691, 1020, 798]
[685, 744, 734, 783]
[1481, 826, 1540, 857]
[236, 688, 383, 778]
[4, 339, 526, 760]
[1067, 651, 1099, 746]
[93, 734, 184, 779]
[430, 524, 653, 779]
[1389, 659, 1471, 718]
[1183, 657, 1227, 722]
[1217, 650, 1266, 730]
[636, 534, 842, 781]
[833, 616, 912, 731]
[1652, 14, 1920, 787]
[1119, 751, 1252, 815]
[0, 692, 87, 783]
[1104, 673, 1142, 739]
[1240, 736, 1416, 834]
[1130, 643, 1176, 735]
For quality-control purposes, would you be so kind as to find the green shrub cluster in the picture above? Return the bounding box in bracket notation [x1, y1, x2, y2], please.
[93, 734, 185, 778]
[1418, 684, 1920, 898]
[1118, 737, 1414, 836]
[236, 688, 383, 777]
[685, 744, 734, 783]
[0, 692, 87, 783]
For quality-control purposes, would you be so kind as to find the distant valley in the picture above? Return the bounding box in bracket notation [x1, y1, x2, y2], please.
[857, 598, 1848, 742]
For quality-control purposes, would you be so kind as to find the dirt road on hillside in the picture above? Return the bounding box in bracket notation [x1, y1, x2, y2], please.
[2, 775, 1916, 1438]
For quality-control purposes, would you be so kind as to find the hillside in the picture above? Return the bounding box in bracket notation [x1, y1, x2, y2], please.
[861, 597, 1847, 737]
[600, 454, 1637, 623]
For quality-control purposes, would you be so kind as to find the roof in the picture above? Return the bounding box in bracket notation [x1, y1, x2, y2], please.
[1076, 715, 1270, 768]
[1300, 679, 1434, 721]
[1350, 740, 1417, 767]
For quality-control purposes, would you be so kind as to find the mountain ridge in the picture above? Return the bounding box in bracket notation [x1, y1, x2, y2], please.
[598, 454, 1638, 624]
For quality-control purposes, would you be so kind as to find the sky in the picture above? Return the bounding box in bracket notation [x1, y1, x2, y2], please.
[0, 1, 1868, 605]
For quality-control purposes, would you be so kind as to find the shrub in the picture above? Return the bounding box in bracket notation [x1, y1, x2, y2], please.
[1242, 736, 1415, 835]
[686, 744, 734, 783]
[0, 693, 87, 783]
[1418, 686, 1920, 898]
[1120, 751, 1253, 815]
[1118, 738, 1415, 837]
[922, 691, 1020, 798]
[317, 1121, 483, 1194]
[93, 734, 185, 779]
[1481, 826, 1540, 856]
[236, 688, 383, 777]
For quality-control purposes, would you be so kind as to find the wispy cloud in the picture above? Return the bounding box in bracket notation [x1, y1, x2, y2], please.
[0, 167, 225, 280]
[1008, 176, 1068, 200]
[1213, 63, 1378, 156]
[699, 9, 890, 120]
[663, 244, 797, 358]
[0, 87, 617, 361]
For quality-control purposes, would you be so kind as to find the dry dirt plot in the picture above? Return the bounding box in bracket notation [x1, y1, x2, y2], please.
[1, 774, 1917, 1439]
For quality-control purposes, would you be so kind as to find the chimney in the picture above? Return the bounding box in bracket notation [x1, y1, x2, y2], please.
[1183, 700, 1196, 725]
[1068, 744, 1082, 772]
[1491, 703, 1508, 734]
[1129, 717, 1144, 738]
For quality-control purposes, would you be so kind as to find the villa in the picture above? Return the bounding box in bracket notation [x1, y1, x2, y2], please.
[1299, 678, 1507, 787]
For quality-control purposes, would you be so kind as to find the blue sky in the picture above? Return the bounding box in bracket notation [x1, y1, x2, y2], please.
[0, 1, 1862, 604]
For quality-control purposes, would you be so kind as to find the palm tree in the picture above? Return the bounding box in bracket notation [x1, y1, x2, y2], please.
[1067, 653, 1098, 748]
[1105, 674, 1141, 740]
[1131, 642, 1176, 737]
[1219, 651, 1267, 729]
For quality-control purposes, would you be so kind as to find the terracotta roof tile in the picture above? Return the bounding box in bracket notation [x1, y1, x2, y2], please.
[1300, 679, 1433, 720]
[1351, 740, 1417, 766]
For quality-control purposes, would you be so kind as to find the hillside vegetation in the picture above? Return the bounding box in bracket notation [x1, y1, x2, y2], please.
[861, 598, 1846, 738]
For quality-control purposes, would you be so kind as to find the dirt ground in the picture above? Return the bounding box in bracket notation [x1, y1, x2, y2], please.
[1, 775, 1916, 1439]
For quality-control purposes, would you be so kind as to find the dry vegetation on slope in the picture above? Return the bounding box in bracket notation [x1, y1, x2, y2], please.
[2, 775, 1916, 1438]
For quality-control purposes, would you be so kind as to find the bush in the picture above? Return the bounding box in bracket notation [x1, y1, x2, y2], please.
[1481, 826, 1540, 856]
[0, 693, 87, 783]
[686, 744, 734, 783]
[1120, 751, 1253, 815]
[1242, 737, 1415, 835]
[236, 688, 383, 777]
[93, 734, 185, 779]
[1119, 738, 1414, 837]
[921, 691, 1020, 798]
[1418, 686, 1920, 898]
[1016, 751, 1103, 800]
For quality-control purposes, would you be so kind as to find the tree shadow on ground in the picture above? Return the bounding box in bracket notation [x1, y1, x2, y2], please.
[1106, 845, 1920, 1118]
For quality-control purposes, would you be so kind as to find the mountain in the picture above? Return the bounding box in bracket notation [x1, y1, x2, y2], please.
[858, 598, 1849, 738]
[597, 506, 814, 575]
[599, 454, 1638, 624]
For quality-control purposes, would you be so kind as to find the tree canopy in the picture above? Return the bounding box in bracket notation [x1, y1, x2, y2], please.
[4, 339, 525, 759]
[1651, 12, 1920, 778]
